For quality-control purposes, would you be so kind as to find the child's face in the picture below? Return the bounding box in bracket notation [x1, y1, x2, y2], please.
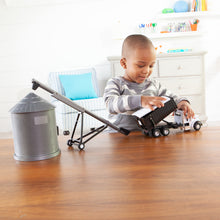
[121, 46, 156, 84]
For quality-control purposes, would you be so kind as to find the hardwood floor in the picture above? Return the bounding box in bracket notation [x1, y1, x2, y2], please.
[1, 126, 220, 219]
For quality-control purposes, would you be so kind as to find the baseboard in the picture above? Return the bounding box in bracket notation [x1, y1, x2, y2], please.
[0, 132, 13, 139]
[206, 121, 220, 127]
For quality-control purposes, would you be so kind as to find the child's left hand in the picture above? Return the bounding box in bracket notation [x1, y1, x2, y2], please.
[177, 100, 195, 119]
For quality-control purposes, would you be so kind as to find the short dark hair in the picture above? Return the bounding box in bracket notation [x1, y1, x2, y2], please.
[122, 34, 153, 57]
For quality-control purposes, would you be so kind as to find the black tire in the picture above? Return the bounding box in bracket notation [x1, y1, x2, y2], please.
[78, 143, 85, 150]
[152, 128, 161, 138]
[143, 130, 149, 136]
[67, 139, 73, 147]
[160, 127, 170, 136]
[193, 121, 202, 131]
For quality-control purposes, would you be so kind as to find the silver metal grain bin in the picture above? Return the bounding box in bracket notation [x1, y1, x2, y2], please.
[10, 93, 60, 161]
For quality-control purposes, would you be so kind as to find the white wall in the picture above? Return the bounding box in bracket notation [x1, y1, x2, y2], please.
[0, 0, 220, 133]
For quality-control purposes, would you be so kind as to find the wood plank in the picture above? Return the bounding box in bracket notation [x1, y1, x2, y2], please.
[0, 127, 220, 219]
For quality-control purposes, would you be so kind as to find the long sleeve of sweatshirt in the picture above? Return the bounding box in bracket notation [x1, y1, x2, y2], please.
[103, 76, 187, 115]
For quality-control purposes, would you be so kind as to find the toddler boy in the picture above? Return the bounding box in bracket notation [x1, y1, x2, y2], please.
[104, 34, 194, 132]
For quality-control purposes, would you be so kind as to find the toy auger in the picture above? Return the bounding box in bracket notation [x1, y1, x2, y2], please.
[32, 79, 130, 150]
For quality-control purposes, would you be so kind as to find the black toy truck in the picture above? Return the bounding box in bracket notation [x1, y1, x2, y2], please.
[133, 97, 202, 137]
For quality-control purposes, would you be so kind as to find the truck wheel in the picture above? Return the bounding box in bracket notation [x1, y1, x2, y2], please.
[152, 128, 161, 138]
[143, 130, 149, 136]
[160, 127, 170, 136]
[193, 121, 202, 131]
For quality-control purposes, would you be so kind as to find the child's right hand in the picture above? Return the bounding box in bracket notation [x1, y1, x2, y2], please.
[141, 96, 166, 111]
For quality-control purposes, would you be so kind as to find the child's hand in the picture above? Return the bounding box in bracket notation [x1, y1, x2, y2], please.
[141, 96, 166, 111]
[177, 100, 195, 119]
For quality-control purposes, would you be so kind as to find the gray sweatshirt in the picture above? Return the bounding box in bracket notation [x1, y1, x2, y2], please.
[103, 76, 188, 132]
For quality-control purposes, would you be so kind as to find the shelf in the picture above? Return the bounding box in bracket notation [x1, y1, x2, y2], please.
[108, 51, 207, 60]
[114, 11, 218, 40]
[156, 11, 220, 20]
[148, 31, 204, 39]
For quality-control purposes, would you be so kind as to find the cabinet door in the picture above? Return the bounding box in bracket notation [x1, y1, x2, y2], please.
[159, 56, 202, 77]
[157, 76, 202, 96]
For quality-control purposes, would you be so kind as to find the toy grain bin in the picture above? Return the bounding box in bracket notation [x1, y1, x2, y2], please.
[10, 93, 60, 161]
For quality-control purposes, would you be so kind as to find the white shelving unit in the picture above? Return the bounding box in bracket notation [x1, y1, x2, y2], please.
[113, 11, 219, 40]
[142, 11, 220, 39]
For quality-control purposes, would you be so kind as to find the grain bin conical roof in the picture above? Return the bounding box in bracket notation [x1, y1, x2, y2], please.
[10, 93, 55, 113]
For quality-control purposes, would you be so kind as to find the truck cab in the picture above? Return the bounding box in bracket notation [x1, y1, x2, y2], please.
[174, 109, 202, 131]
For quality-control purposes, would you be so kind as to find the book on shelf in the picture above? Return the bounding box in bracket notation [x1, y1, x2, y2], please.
[191, 0, 207, 12]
